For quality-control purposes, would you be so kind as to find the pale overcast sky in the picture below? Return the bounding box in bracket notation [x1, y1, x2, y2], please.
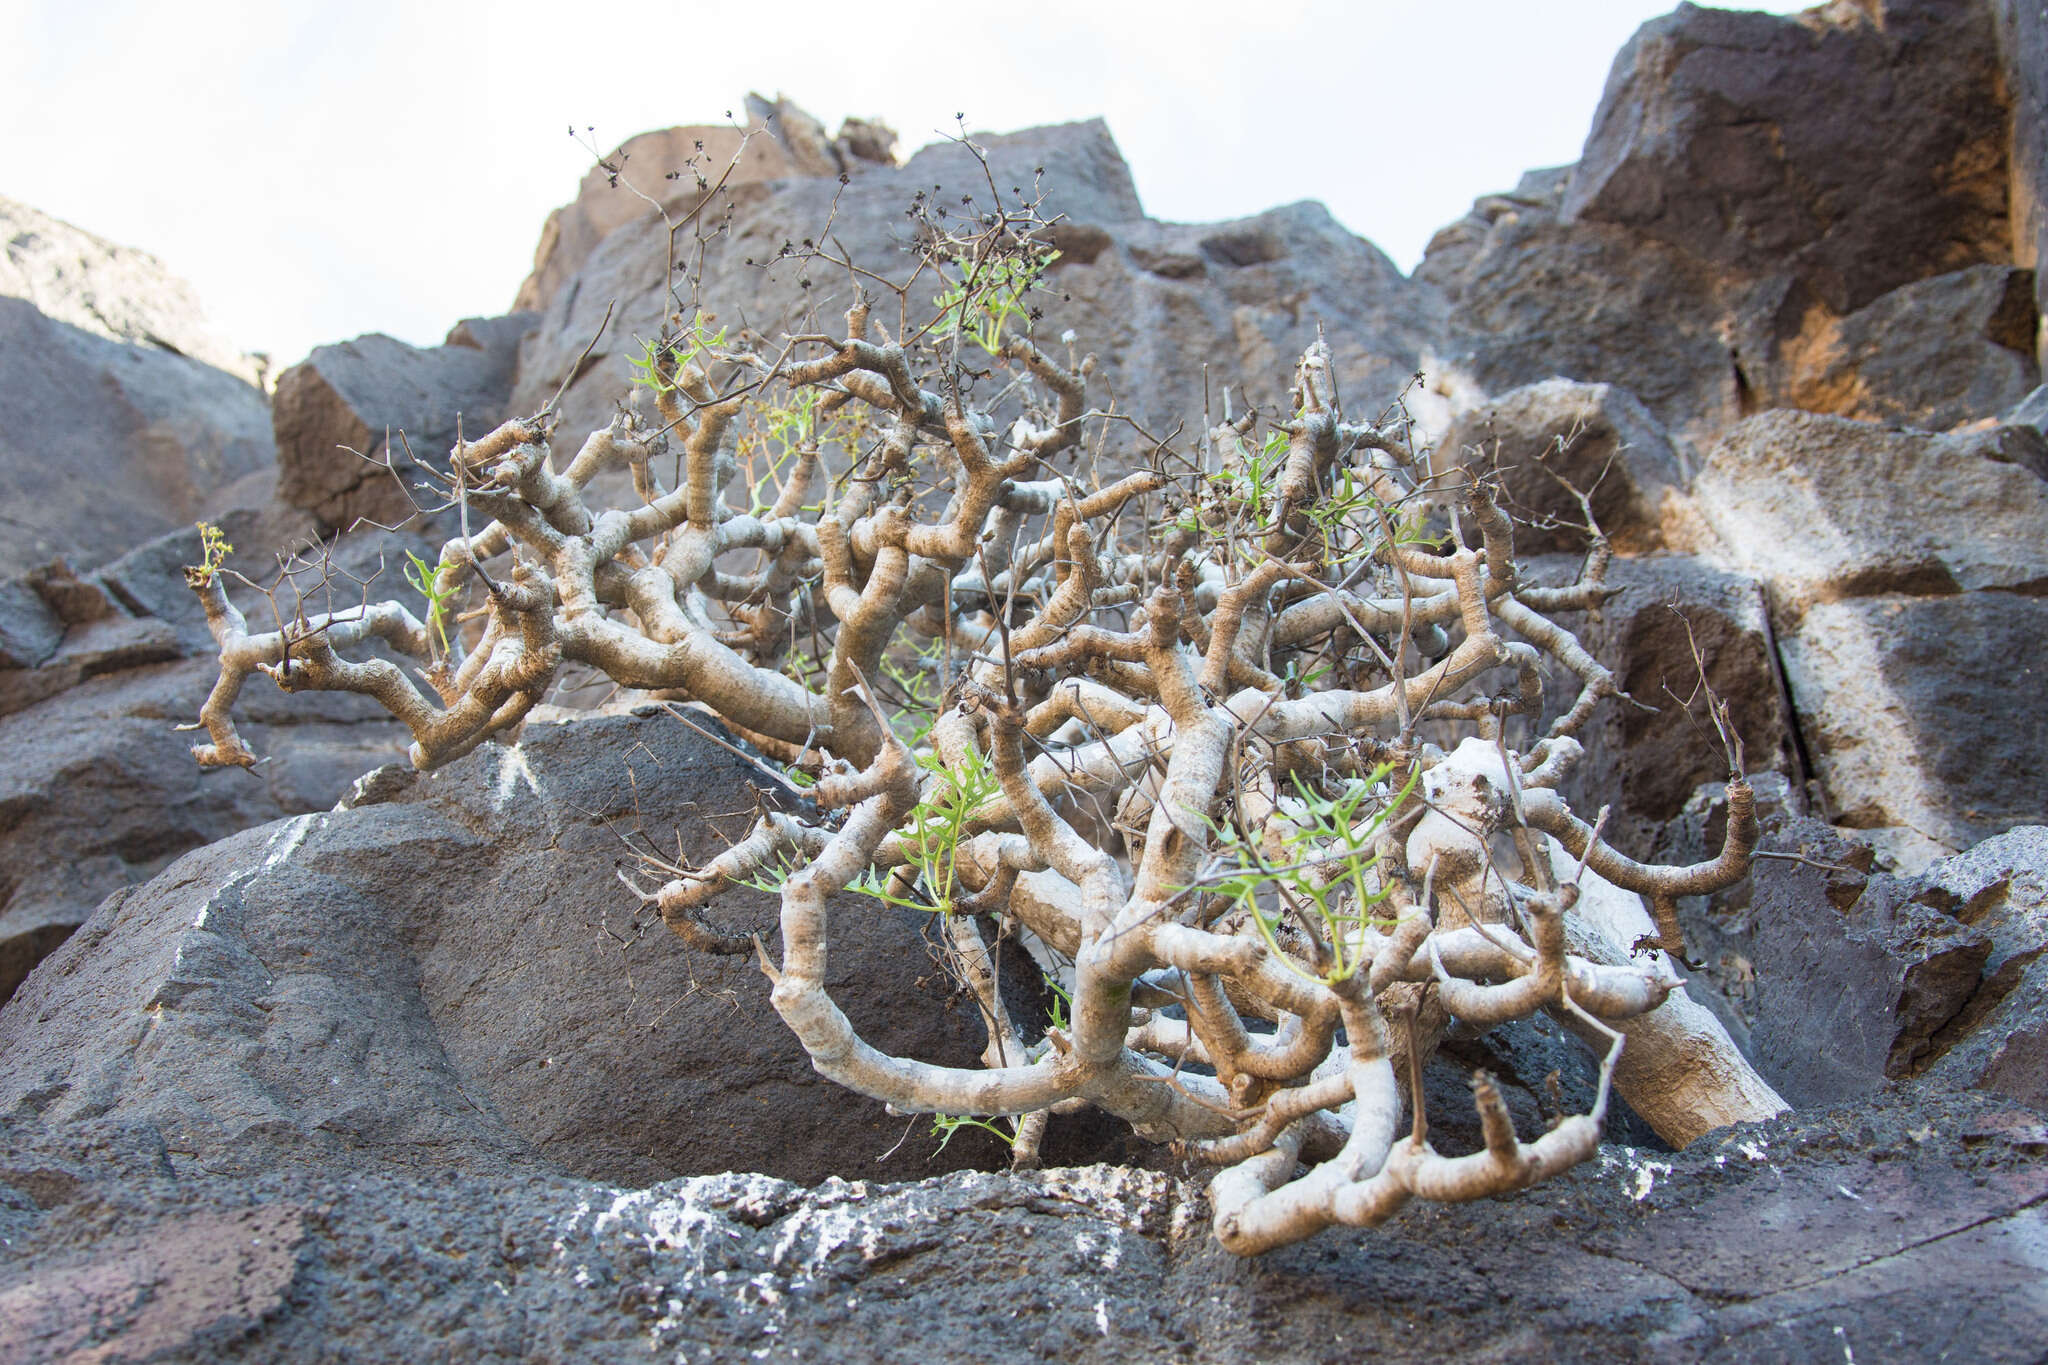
[3, 0, 1807, 368]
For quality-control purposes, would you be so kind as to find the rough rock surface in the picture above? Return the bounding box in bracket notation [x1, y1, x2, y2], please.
[0, 659, 408, 1010]
[1917, 826, 2048, 1108]
[2, 1089, 2042, 1363]
[0, 299, 273, 578]
[1993, 0, 2048, 370]
[0, 513, 426, 1006]
[1672, 801, 2048, 1115]
[508, 118, 1441, 462]
[272, 315, 537, 532]
[513, 100, 899, 319]
[1768, 264, 2040, 430]
[1444, 379, 1698, 556]
[1420, 173, 1744, 452]
[1688, 411, 2048, 859]
[1743, 817, 1992, 1103]
[0, 194, 265, 388]
[1420, 0, 2036, 451]
[1779, 594, 2048, 859]
[1694, 411, 2048, 614]
[1562, 0, 2011, 311]
[0, 709, 1066, 1187]
[1523, 552, 1797, 859]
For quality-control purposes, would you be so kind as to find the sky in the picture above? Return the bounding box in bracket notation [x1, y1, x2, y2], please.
[2, 0, 1810, 369]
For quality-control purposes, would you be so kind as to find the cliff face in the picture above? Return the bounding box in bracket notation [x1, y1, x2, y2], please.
[1, 4, 2046, 1355]
[0, 194, 268, 390]
[0, 198, 276, 579]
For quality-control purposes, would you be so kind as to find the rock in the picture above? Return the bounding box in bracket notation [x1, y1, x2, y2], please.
[2, 1089, 2043, 1361]
[743, 92, 901, 178]
[1681, 411, 2048, 856]
[1700, 816, 2048, 1113]
[1751, 264, 2040, 431]
[1420, 0, 2033, 450]
[0, 709, 1041, 1185]
[271, 314, 536, 532]
[508, 97, 900, 320]
[1563, 0, 2010, 316]
[1694, 410, 2048, 618]
[511, 119, 820, 318]
[0, 580, 63, 673]
[0, 612, 184, 719]
[1978, 413, 2048, 480]
[2011, 382, 2048, 439]
[510, 119, 1440, 462]
[1421, 178, 1747, 450]
[1444, 379, 1697, 555]
[1993, 0, 2048, 371]
[0, 298, 273, 578]
[0, 657, 408, 1007]
[0, 508, 430, 1004]
[1777, 594, 2048, 858]
[836, 115, 900, 168]
[0, 1201, 305, 1361]
[1524, 552, 1796, 856]
[0, 194, 265, 389]
[1743, 817, 1991, 1104]
[1917, 826, 2048, 1108]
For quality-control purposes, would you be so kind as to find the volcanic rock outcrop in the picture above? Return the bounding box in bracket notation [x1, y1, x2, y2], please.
[3, 0, 2047, 1356]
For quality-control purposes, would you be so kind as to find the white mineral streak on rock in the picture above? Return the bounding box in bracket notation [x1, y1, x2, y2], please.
[547, 1164, 1193, 1352]
[492, 742, 542, 809]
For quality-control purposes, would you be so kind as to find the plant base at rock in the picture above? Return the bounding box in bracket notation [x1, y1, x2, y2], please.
[181, 140, 1783, 1254]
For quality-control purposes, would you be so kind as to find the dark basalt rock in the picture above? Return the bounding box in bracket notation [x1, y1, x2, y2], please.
[0, 709, 1052, 1187]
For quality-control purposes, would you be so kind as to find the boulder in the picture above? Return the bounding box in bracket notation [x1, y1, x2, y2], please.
[1682, 810, 2048, 1115]
[509, 118, 1440, 463]
[1444, 379, 1697, 555]
[0, 194, 265, 389]
[1563, 0, 2011, 315]
[1917, 826, 2048, 1108]
[512, 123, 816, 319]
[0, 658, 408, 1009]
[1523, 552, 1796, 857]
[743, 92, 900, 176]
[0, 579, 62, 673]
[0, 709, 1030, 1185]
[1743, 817, 1992, 1104]
[1692, 411, 2048, 618]
[1420, 173, 1748, 450]
[0, 514, 428, 1005]
[272, 313, 537, 533]
[1420, 0, 2034, 450]
[1777, 595, 2048, 858]
[511, 98, 900, 318]
[1747, 264, 2040, 431]
[1690, 413, 2048, 856]
[0, 298, 273, 578]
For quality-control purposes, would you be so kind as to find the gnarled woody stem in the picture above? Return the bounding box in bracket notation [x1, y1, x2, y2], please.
[186, 225, 1780, 1256]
